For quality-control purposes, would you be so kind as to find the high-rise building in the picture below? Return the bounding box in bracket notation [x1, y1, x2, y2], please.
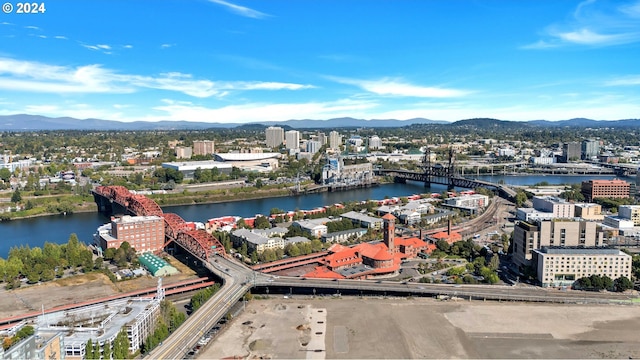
[285, 130, 300, 150]
[265, 126, 285, 148]
[175, 146, 192, 159]
[581, 139, 600, 160]
[581, 179, 630, 201]
[306, 140, 322, 154]
[193, 140, 215, 156]
[369, 135, 383, 150]
[512, 219, 603, 269]
[317, 132, 327, 145]
[562, 142, 581, 162]
[329, 131, 342, 150]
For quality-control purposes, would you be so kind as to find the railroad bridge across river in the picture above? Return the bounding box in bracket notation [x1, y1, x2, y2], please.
[92, 186, 225, 260]
[374, 149, 517, 200]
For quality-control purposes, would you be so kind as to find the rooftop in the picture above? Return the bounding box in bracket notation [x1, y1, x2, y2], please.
[536, 246, 626, 255]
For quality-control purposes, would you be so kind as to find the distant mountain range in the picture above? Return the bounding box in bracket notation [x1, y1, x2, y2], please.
[0, 114, 638, 131]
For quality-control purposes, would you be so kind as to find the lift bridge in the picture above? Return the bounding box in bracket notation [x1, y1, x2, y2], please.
[374, 149, 517, 200]
[92, 186, 226, 260]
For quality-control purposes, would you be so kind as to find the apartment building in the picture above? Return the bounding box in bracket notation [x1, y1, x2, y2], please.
[534, 247, 632, 287]
[285, 130, 300, 150]
[175, 146, 192, 159]
[265, 126, 284, 148]
[193, 140, 215, 156]
[329, 131, 342, 150]
[532, 196, 575, 218]
[512, 219, 603, 269]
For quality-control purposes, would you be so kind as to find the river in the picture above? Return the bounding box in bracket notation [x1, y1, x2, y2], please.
[0, 174, 628, 258]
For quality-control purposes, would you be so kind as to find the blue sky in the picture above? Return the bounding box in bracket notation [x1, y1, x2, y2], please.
[1, 0, 640, 123]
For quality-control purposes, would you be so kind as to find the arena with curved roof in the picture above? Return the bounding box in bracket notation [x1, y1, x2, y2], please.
[214, 152, 281, 162]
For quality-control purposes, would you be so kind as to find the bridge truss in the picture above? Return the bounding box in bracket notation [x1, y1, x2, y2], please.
[93, 186, 226, 259]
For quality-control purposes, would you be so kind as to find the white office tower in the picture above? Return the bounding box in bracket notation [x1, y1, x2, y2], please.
[285, 130, 300, 150]
[329, 131, 342, 150]
[307, 140, 322, 154]
[265, 126, 285, 148]
[369, 135, 383, 150]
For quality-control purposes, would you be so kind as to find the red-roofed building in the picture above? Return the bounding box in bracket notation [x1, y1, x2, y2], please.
[303, 266, 345, 279]
[430, 230, 462, 245]
[395, 236, 429, 258]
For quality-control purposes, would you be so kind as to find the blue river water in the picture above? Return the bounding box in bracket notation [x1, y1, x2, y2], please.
[0, 174, 626, 258]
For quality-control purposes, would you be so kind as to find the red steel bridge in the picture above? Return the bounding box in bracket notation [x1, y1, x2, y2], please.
[92, 186, 226, 260]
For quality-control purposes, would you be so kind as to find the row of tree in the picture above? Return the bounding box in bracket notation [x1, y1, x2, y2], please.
[0, 234, 96, 289]
[84, 328, 129, 360]
[141, 300, 187, 354]
[190, 284, 221, 312]
[573, 274, 634, 292]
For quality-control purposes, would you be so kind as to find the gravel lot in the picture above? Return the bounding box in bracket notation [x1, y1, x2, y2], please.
[0, 255, 197, 320]
[201, 296, 640, 359]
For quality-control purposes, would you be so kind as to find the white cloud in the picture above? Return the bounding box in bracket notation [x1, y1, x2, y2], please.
[0, 57, 314, 98]
[0, 58, 132, 93]
[330, 77, 469, 98]
[525, 0, 640, 49]
[54, 35, 67, 40]
[160, 43, 175, 49]
[147, 98, 376, 123]
[207, 0, 270, 19]
[620, 1, 640, 17]
[81, 44, 113, 54]
[554, 28, 634, 45]
[605, 75, 640, 86]
[24, 25, 40, 30]
[123, 44, 133, 49]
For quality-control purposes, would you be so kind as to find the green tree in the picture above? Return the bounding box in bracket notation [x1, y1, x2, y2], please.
[103, 341, 112, 360]
[284, 243, 301, 257]
[11, 188, 21, 203]
[104, 247, 116, 261]
[489, 254, 500, 271]
[613, 276, 633, 292]
[514, 190, 528, 207]
[0, 167, 10, 182]
[113, 329, 130, 360]
[254, 215, 270, 229]
[86, 339, 95, 360]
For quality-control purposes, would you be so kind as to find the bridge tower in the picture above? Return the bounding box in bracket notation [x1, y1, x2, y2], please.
[421, 148, 457, 190]
[421, 148, 432, 187]
[447, 148, 456, 190]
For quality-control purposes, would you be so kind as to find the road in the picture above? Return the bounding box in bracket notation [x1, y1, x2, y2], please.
[150, 244, 638, 358]
[255, 277, 634, 304]
[148, 256, 254, 359]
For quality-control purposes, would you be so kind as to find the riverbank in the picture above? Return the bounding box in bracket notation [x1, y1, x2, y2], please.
[0, 184, 296, 221]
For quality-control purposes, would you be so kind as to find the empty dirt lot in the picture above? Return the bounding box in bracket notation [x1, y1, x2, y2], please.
[0, 256, 197, 320]
[201, 296, 640, 359]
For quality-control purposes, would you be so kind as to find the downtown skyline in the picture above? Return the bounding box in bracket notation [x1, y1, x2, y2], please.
[1, 0, 640, 123]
